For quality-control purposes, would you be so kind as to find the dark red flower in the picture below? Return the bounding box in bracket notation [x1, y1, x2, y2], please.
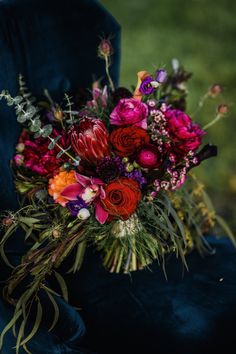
[136, 144, 162, 169]
[164, 109, 205, 154]
[110, 126, 150, 157]
[70, 118, 110, 165]
[18, 129, 68, 177]
[102, 178, 141, 220]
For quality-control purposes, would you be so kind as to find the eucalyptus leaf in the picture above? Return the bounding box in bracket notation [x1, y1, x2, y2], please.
[41, 124, 53, 137]
[56, 149, 65, 159]
[17, 114, 28, 123]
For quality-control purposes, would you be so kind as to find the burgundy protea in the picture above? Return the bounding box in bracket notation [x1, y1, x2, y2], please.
[70, 117, 110, 165]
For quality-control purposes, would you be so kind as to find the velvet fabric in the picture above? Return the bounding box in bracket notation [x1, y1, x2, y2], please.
[0, 1, 236, 354]
[0, 0, 120, 352]
[65, 236, 236, 354]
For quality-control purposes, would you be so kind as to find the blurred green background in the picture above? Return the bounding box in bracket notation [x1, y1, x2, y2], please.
[102, 0, 236, 231]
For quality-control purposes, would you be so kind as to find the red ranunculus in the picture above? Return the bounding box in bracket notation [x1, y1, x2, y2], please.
[102, 178, 141, 220]
[164, 109, 206, 154]
[18, 129, 68, 177]
[110, 126, 150, 157]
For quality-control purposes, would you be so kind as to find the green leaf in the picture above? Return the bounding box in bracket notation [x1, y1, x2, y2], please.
[215, 215, 236, 247]
[56, 149, 65, 159]
[72, 241, 86, 273]
[46, 291, 60, 331]
[48, 135, 62, 150]
[30, 118, 41, 132]
[0, 309, 23, 349]
[18, 217, 41, 226]
[54, 271, 68, 302]
[17, 114, 28, 123]
[15, 315, 26, 354]
[41, 124, 53, 138]
[20, 300, 43, 346]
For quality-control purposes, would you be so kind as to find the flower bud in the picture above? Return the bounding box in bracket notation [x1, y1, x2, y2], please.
[156, 69, 167, 83]
[52, 229, 61, 238]
[13, 154, 24, 166]
[98, 39, 113, 58]
[54, 108, 64, 121]
[125, 163, 134, 172]
[2, 216, 14, 227]
[16, 143, 25, 153]
[77, 208, 90, 220]
[217, 104, 229, 115]
[209, 84, 222, 98]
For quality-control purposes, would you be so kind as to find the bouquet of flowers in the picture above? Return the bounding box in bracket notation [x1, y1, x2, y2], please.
[0, 40, 234, 352]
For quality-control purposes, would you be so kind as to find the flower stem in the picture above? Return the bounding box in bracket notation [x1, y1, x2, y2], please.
[203, 114, 222, 130]
[105, 56, 115, 92]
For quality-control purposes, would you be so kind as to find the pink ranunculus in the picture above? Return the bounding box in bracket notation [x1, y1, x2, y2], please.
[110, 98, 148, 129]
[164, 109, 206, 154]
[136, 144, 162, 169]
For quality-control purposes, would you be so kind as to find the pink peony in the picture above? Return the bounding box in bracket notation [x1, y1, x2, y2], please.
[110, 98, 148, 129]
[164, 109, 206, 154]
[136, 144, 162, 169]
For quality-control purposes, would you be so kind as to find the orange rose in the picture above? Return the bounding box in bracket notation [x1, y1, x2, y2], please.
[102, 178, 141, 220]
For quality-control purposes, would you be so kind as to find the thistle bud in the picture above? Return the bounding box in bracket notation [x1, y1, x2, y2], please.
[98, 39, 113, 58]
[52, 229, 61, 238]
[217, 104, 229, 115]
[2, 216, 14, 227]
[209, 84, 222, 98]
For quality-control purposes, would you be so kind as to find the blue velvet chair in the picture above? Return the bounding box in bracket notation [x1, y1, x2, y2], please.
[1, 1, 236, 354]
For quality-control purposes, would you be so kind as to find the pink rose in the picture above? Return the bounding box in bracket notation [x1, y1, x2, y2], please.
[110, 98, 148, 129]
[164, 109, 206, 154]
[136, 144, 162, 169]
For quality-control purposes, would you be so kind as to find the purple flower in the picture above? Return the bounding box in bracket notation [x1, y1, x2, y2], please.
[124, 169, 147, 188]
[96, 156, 125, 182]
[66, 197, 88, 217]
[139, 76, 155, 95]
[156, 69, 167, 83]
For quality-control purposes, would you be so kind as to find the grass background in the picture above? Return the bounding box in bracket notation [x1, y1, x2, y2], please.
[101, 0, 236, 231]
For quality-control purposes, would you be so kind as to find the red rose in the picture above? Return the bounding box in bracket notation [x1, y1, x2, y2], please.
[164, 109, 206, 154]
[102, 178, 141, 220]
[110, 126, 150, 157]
